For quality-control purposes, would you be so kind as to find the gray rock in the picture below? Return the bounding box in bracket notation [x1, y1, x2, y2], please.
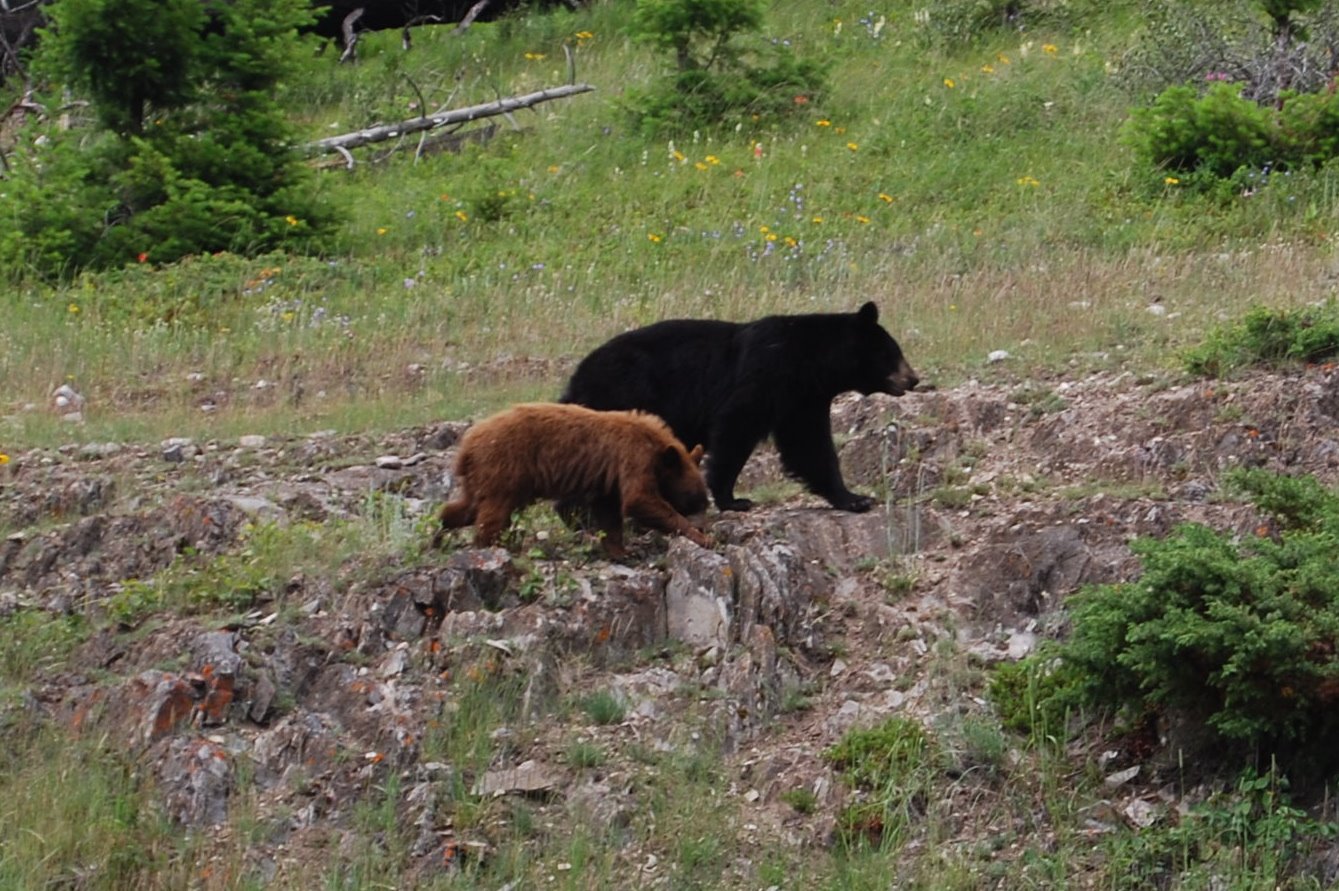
[665, 538, 734, 648]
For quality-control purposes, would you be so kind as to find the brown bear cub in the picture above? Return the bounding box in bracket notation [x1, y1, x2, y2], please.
[432, 403, 710, 557]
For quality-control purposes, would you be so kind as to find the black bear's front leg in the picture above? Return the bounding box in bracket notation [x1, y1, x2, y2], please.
[773, 404, 874, 512]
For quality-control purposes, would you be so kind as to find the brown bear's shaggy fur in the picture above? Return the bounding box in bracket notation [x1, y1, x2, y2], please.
[432, 403, 710, 556]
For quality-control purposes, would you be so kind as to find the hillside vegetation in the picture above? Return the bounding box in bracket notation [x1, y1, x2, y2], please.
[5, 1, 1339, 889]
[2, 0, 1336, 446]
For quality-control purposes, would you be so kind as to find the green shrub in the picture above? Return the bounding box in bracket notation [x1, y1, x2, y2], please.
[1184, 300, 1339, 376]
[1104, 765, 1336, 890]
[1124, 82, 1278, 180]
[4, 0, 337, 280]
[628, 0, 828, 136]
[824, 717, 937, 848]
[987, 647, 1083, 741]
[1060, 469, 1339, 770]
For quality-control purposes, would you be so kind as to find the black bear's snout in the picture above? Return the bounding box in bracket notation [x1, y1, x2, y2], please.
[885, 359, 919, 396]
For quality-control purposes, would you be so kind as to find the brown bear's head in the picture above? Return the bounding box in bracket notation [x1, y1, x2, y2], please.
[658, 443, 709, 517]
[854, 301, 920, 397]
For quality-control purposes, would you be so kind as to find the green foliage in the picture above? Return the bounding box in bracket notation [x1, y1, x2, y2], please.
[5, 0, 337, 279]
[914, 0, 1092, 49]
[1122, 2, 1339, 190]
[1060, 470, 1339, 766]
[41, 0, 206, 135]
[1105, 765, 1336, 890]
[987, 648, 1083, 742]
[0, 724, 196, 889]
[825, 717, 937, 848]
[578, 689, 627, 726]
[1124, 82, 1277, 180]
[1184, 300, 1339, 376]
[628, 0, 827, 136]
[0, 609, 88, 693]
[632, 0, 763, 71]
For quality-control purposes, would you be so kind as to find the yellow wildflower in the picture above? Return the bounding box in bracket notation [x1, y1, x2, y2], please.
[878, 193, 894, 203]
[455, 210, 468, 222]
[1042, 44, 1058, 55]
[695, 162, 709, 171]
[784, 237, 798, 248]
[981, 64, 995, 74]
[0, 453, 9, 466]
[376, 227, 388, 235]
[524, 52, 546, 60]
[547, 165, 560, 174]
[648, 232, 662, 243]
[285, 215, 299, 226]
[1165, 176, 1181, 185]
[574, 31, 594, 39]
[856, 215, 871, 224]
[766, 233, 778, 242]
[997, 53, 1011, 64]
[816, 120, 832, 127]
[1016, 175, 1040, 187]
[705, 155, 720, 165]
[759, 225, 770, 234]
[944, 78, 955, 89]
[67, 303, 80, 314]
[812, 216, 824, 224]
[847, 142, 859, 152]
[672, 149, 686, 162]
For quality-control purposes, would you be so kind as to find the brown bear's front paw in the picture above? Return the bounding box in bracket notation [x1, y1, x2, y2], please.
[684, 527, 712, 548]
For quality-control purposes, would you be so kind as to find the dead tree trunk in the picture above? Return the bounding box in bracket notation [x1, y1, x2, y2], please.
[302, 83, 594, 157]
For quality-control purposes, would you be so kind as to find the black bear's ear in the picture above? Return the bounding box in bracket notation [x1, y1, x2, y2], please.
[858, 301, 879, 324]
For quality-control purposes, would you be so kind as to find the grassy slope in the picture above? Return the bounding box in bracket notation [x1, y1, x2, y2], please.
[3, 3, 1339, 886]
[3, 0, 1337, 449]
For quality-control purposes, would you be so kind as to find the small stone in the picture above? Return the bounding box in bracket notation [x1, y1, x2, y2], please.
[1146, 304, 1167, 316]
[987, 349, 1010, 363]
[374, 455, 404, 469]
[1104, 765, 1141, 788]
[238, 434, 267, 448]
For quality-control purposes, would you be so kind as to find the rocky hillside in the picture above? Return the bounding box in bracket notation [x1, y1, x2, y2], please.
[4, 365, 1339, 884]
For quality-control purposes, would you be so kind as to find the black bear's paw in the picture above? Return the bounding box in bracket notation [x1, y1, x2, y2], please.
[831, 492, 875, 513]
[716, 497, 754, 512]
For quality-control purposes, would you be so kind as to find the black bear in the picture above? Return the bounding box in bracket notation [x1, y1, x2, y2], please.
[560, 301, 918, 512]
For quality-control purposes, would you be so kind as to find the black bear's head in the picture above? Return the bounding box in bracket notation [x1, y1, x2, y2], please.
[853, 301, 919, 397]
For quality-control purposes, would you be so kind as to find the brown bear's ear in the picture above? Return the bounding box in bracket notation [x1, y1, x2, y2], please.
[688, 444, 705, 466]
[660, 444, 684, 470]
[858, 301, 879, 324]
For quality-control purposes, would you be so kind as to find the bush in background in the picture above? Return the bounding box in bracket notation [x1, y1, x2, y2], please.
[1059, 467, 1339, 774]
[1184, 300, 1339, 377]
[627, 0, 827, 136]
[1, 0, 338, 280]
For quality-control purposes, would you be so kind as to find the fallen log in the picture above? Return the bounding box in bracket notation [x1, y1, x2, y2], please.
[302, 82, 594, 157]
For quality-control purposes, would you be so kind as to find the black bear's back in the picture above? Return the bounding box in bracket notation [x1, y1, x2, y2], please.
[561, 318, 741, 450]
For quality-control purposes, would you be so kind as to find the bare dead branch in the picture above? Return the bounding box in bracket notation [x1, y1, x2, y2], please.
[402, 14, 444, 50]
[452, 0, 494, 36]
[339, 7, 364, 63]
[303, 82, 593, 155]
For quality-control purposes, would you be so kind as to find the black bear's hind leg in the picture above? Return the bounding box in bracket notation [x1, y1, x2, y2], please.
[704, 432, 761, 512]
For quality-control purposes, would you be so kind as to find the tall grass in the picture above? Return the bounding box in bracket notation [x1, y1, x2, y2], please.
[3, 0, 1337, 446]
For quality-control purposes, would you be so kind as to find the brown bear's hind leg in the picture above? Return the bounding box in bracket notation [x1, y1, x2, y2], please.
[472, 499, 516, 548]
[433, 497, 477, 548]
